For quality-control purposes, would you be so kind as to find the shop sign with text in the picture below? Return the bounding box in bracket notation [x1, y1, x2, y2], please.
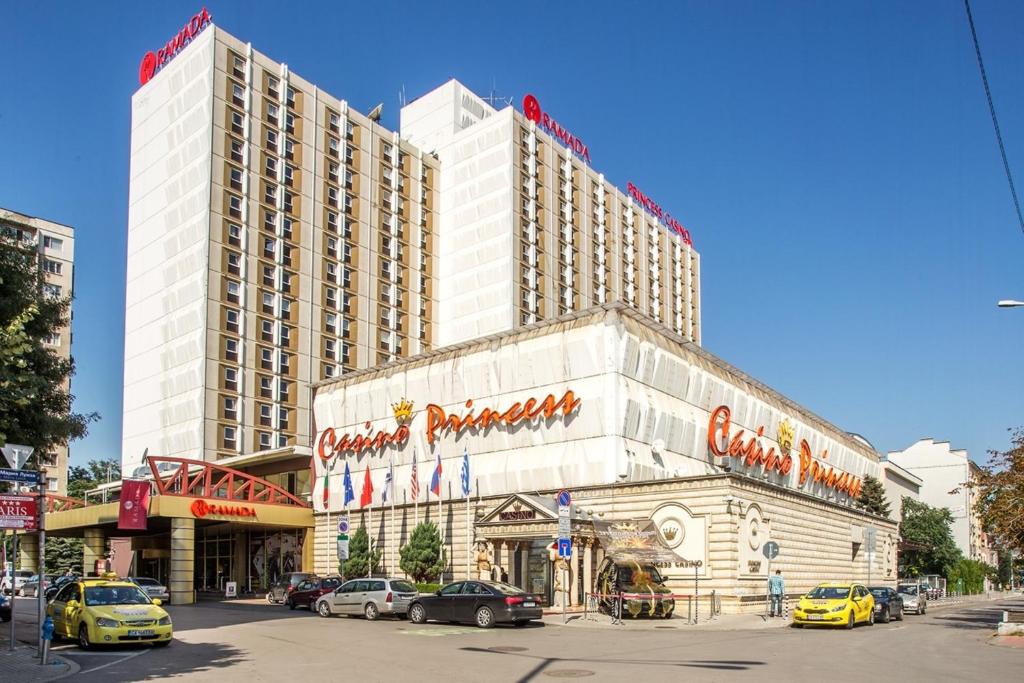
[138, 8, 212, 86]
[0, 495, 37, 530]
[522, 94, 591, 163]
[707, 404, 862, 498]
[190, 498, 257, 520]
[626, 182, 693, 246]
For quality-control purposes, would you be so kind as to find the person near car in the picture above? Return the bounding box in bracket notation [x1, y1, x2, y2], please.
[769, 570, 785, 617]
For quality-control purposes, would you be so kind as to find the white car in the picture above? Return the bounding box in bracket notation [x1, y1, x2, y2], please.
[0, 570, 34, 596]
[131, 577, 171, 603]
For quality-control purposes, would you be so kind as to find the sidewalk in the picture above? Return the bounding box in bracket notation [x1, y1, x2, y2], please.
[549, 609, 791, 631]
[0, 646, 76, 683]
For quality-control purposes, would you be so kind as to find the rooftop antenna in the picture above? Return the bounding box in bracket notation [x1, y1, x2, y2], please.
[483, 78, 512, 109]
[399, 84, 406, 107]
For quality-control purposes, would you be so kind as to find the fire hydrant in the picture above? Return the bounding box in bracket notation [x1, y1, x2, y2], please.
[40, 616, 54, 665]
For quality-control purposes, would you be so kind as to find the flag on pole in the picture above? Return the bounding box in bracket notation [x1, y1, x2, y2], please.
[360, 467, 374, 508]
[342, 461, 355, 507]
[460, 448, 470, 497]
[382, 459, 394, 504]
[322, 457, 335, 508]
[430, 447, 442, 495]
[410, 454, 420, 501]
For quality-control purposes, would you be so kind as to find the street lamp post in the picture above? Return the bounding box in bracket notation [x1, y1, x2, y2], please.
[997, 300, 1024, 308]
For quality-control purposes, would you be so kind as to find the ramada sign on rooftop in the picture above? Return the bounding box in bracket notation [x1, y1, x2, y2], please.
[138, 8, 212, 86]
[523, 94, 591, 164]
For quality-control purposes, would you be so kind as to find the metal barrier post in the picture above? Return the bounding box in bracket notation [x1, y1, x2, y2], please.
[694, 565, 699, 625]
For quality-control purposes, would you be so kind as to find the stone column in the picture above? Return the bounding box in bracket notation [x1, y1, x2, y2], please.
[170, 518, 195, 605]
[583, 539, 594, 601]
[518, 542, 530, 593]
[83, 528, 105, 575]
[504, 541, 517, 585]
[569, 538, 582, 606]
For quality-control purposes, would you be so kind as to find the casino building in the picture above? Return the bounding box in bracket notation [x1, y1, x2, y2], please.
[311, 304, 897, 613]
[34, 13, 891, 612]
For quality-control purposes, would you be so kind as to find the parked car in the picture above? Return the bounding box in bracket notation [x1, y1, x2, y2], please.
[792, 583, 875, 629]
[595, 558, 674, 619]
[407, 580, 543, 629]
[868, 586, 904, 623]
[0, 570, 34, 595]
[267, 572, 316, 604]
[46, 574, 172, 649]
[897, 583, 927, 614]
[20, 574, 55, 597]
[0, 592, 11, 622]
[286, 576, 343, 611]
[131, 577, 170, 604]
[315, 577, 418, 620]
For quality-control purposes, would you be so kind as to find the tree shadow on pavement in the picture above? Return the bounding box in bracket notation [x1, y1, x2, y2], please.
[927, 603, 1013, 631]
[459, 646, 765, 681]
[165, 601, 316, 633]
[71, 640, 245, 683]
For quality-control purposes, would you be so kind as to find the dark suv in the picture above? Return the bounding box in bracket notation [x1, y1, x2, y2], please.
[267, 572, 317, 604]
[287, 576, 343, 611]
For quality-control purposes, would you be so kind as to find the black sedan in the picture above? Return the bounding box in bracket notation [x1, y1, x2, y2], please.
[868, 586, 904, 623]
[407, 580, 543, 628]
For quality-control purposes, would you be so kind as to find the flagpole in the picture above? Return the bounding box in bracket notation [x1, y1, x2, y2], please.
[390, 475, 396, 576]
[465, 484, 471, 580]
[414, 449, 419, 526]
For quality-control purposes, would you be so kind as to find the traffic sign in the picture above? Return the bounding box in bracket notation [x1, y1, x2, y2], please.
[557, 538, 572, 558]
[762, 541, 779, 560]
[1, 444, 33, 470]
[0, 469, 41, 485]
[337, 518, 350, 535]
[336, 536, 349, 560]
[557, 489, 572, 507]
[865, 526, 877, 553]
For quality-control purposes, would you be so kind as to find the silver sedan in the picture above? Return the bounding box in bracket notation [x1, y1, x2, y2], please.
[315, 578, 419, 620]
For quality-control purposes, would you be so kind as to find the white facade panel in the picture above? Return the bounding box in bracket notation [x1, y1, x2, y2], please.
[122, 32, 216, 472]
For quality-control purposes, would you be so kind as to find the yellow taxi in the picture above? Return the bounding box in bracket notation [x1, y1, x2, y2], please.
[792, 582, 875, 629]
[47, 574, 172, 649]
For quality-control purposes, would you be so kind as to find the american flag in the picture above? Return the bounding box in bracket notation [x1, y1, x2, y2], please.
[410, 453, 420, 501]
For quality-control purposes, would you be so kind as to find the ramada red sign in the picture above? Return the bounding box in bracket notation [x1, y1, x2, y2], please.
[0, 494, 38, 531]
[522, 94, 592, 164]
[626, 182, 693, 246]
[139, 8, 212, 86]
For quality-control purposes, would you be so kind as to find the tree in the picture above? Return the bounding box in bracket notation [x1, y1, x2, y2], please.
[899, 497, 963, 577]
[971, 428, 1024, 554]
[857, 474, 891, 517]
[946, 558, 995, 595]
[399, 521, 446, 583]
[341, 526, 382, 578]
[0, 235, 97, 469]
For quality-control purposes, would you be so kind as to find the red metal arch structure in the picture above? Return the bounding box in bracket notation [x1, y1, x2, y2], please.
[148, 457, 310, 508]
[45, 494, 88, 513]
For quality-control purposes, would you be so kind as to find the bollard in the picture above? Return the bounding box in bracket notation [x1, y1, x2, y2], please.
[40, 616, 54, 665]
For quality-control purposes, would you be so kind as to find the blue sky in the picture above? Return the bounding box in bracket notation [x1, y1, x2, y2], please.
[2, 1, 1022, 468]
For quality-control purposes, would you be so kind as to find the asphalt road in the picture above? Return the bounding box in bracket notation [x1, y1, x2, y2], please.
[6, 594, 1022, 681]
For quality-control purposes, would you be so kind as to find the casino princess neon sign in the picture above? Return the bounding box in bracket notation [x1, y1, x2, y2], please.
[627, 182, 693, 247]
[138, 8, 212, 86]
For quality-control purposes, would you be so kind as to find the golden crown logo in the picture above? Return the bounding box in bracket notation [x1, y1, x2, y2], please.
[777, 419, 795, 454]
[662, 526, 678, 541]
[512, 501, 523, 512]
[392, 398, 414, 423]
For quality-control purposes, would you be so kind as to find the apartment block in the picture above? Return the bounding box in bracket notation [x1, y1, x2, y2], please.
[0, 208, 75, 494]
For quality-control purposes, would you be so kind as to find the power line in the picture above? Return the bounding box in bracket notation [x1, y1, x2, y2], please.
[963, 0, 1024, 236]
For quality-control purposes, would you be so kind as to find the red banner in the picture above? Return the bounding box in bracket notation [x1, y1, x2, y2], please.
[0, 495, 37, 530]
[118, 480, 150, 530]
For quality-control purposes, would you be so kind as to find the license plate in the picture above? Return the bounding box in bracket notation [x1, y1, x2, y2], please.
[128, 629, 154, 636]
[807, 615, 823, 621]
[523, 601, 536, 608]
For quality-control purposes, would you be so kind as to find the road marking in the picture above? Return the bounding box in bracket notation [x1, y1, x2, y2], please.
[398, 627, 487, 637]
[70, 648, 148, 674]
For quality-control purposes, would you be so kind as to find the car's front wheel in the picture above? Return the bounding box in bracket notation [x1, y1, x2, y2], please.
[868, 609, 875, 626]
[475, 606, 495, 629]
[286, 598, 295, 610]
[318, 601, 332, 618]
[895, 605, 904, 621]
[364, 602, 379, 621]
[266, 592, 275, 604]
[845, 612, 854, 630]
[409, 603, 427, 624]
[880, 607, 890, 623]
[78, 624, 92, 650]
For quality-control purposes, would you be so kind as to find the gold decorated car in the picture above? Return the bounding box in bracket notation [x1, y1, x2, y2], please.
[47, 575, 172, 649]
[792, 583, 875, 629]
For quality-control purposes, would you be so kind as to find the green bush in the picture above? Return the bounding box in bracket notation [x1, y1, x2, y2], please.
[946, 558, 993, 594]
[341, 526, 382, 579]
[399, 521, 446, 583]
[415, 583, 442, 594]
